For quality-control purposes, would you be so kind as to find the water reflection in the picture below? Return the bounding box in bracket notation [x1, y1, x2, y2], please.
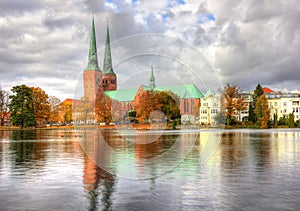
[83, 156, 115, 211]
[0, 129, 300, 210]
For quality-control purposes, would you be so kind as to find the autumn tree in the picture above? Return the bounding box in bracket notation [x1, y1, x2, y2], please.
[221, 84, 246, 125]
[57, 100, 73, 124]
[133, 90, 161, 122]
[31, 87, 51, 127]
[95, 93, 112, 124]
[9, 85, 36, 128]
[74, 98, 95, 124]
[254, 94, 270, 128]
[0, 87, 10, 126]
[133, 90, 180, 122]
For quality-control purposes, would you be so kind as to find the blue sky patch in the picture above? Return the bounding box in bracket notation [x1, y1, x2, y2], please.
[197, 13, 215, 24]
[177, 0, 186, 5]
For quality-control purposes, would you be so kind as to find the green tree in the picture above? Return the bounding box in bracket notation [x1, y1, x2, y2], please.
[248, 103, 255, 123]
[252, 83, 264, 123]
[0, 87, 10, 126]
[215, 111, 226, 125]
[273, 113, 278, 128]
[288, 113, 295, 128]
[159, 91, 181, 120]
[9, 85, 36, 128]
[254, 94, 270, 128]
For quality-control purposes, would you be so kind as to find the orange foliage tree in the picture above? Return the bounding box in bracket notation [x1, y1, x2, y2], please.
[31, 87, 51, 127]
[133, 90, 180, 122]
[95, 93, 112, 124]
[254, 94, 270, 128]
[221, 84, 247, 125]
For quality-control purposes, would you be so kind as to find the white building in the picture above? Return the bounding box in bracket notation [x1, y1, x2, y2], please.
[199, 89, 221, 125]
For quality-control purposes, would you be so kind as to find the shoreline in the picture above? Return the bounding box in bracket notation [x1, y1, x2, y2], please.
[0, 124, 298, 131]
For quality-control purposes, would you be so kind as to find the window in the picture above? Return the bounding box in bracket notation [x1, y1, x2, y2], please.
[292, 101, 299, 106]
[201, 109, 207, 114]
[283, 102, 287, 106]
[275, 102, 278, 106]
[211, 109, 218, 114]
[283, 109, 287, 113]
[203, 103, 208, 107]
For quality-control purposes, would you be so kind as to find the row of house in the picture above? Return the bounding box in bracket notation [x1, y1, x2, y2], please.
[199, 87, 300, 125]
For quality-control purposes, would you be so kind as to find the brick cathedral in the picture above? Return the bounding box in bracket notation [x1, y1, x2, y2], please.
[83, 17, 204, 124]
[83, 17, 116, 102]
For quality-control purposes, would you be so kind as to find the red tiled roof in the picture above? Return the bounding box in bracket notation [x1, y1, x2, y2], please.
[262, 87, 274, 93]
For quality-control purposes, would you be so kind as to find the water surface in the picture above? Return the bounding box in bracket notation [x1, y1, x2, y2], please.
[0, 129, 299, 210]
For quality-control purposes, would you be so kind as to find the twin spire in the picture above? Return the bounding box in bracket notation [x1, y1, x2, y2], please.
[85, 16, 115, 75]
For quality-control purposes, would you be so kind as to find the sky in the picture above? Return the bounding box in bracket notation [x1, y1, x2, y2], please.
[0, 0, 300, 100]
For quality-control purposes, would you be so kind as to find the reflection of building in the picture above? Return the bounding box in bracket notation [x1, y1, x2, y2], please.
[82, 17, 204, 124]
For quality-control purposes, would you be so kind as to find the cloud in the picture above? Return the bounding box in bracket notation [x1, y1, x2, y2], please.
[0, 0, 299, 100]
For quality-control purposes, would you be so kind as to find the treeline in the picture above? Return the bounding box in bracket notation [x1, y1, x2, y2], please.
[219, 83, 299, 128]
[0, 85, 74, 128]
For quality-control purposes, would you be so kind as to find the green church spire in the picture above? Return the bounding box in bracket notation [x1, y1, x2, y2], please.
[85, 16, 100, 71]
[149, 65, 156, 90]
[103, 21, 115, 75]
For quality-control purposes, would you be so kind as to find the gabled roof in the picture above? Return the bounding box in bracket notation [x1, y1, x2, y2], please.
[263, 87, 274, 93]
[205, 88, 215, 97]
[104, 88, 139, 102]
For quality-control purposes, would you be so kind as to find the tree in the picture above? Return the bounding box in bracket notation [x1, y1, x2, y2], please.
[288, 113, 295, 128]
[95, 93, 112, 124]
[221, 84, 246, 125]
[74, 98, 95, 124]
[252, 83, 264, 123]
[254, 94, 270, 128]
[215, 111, 226, 125]
[31, 87, 51, 127]
[57, 100, 73, 124]
[158, 91, 181, 120]
[248, 103, 255, 123]
[133, 90, 161, 122]
[133, 90, 180, 122]
[9, 85, 36, 128]
[0, 87, 10, 126]
[273, 113, 278, 128]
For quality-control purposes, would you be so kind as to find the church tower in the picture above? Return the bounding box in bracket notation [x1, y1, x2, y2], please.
[102, 21, 117, 91]
[149, 65, 156, 90]
[83, 16, 102, 102]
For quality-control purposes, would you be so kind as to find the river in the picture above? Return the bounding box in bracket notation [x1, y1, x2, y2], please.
[0, 128, 299, 210]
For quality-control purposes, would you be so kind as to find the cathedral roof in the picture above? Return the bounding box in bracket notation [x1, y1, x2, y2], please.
[104, 88, 139, 102]
[102, 21, 115, 75]
[104, 84, 204, 102]
[85, 16, 101, 71]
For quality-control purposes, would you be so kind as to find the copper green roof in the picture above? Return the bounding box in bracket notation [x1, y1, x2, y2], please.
[155, 84, 204, 99]
[85, 16, 100, 71]
[205, 88, 215, 97]
[104, 84, 203, 102]
[102, 21, 115, 75]
[104, 88, 138, 102]
[149, 65, 155, 90]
